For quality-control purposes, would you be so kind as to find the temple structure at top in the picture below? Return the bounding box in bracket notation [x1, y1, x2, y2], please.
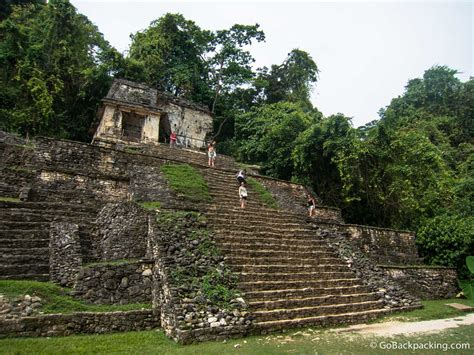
[92, 79, 213, 149]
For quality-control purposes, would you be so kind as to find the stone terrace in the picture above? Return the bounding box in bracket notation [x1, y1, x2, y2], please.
[0, 201, 97, 281]
[199, 168, 392, 332]
[1, 132, 450, 340]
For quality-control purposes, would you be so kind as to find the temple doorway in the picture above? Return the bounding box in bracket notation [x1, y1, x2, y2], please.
[159, 113, 171, 143]
[121, 111, 145, 141]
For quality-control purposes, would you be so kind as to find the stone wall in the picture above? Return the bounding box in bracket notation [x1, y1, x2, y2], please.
[380, 266, 458, 300]
[30, 137, 200, 209]
[0, 141, 36, 199]
[96, 202, 149, 261]
[49, 222, 82, 287]
[148, 211, 252, 344]
[129, 164, 184, 209]
[254, 176, 342, 222]
[0, 310, 160, 338]
[344, 225, 421, 265]
[161, 101, 211, 149]
[321, 227, 421, 310]
[73, 260, 154, 304]
[310, 221, 421, 266]
[31, 169, 130, 204]
[32, 137, 130, 178]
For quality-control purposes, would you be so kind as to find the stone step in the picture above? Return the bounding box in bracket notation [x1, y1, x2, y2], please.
[200, 169, 240, 177]
[218, 242, 333, 253]
[213, 229, 317, 240]
[0, 247, 49, 256]
[214, 226, 314, 236]
[231, 264, 348, 274]
[252, 300, 384, 323]
[0, 220, 94, 231]
[238, 271, 357, 282]
[0, 211, 95, 222]
[0, 273, 49, 281]
[208, 214, 303, 225]
[1, 239, 49, 248]
[30, 189, 107, 204]
[0, 221, 50, 230]
[249, 293, 381, 310]
[214, 235, 328, 246]
[209, 199, 267, 210]
[226, 256, 342, 266]
[243, 285, 373, 301]
[0, 263, 49, 276]
[208, 189, 264, 198]
[221, 248, 336, 259]
[0, 229, 49, 239]
[253, 308, 388, 332]
[208, 204, 340, 219]
[0, 201, 98, 213]
[205, 206, 303, 219]
[1, 254, 49, 265]
[238, 278, 361, 291]
[210, 218, 305, 229]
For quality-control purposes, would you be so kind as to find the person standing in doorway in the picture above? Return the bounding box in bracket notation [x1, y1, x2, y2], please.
[170, 131, 177, 148]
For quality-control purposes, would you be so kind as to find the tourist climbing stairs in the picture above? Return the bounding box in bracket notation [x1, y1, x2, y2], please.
[200, 168, 388, 331]
[0, 201, 97, 281]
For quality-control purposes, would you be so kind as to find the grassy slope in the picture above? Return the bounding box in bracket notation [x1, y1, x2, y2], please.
[247, 177, 278, 209]
[160, 164, 211, 203]
[0, 323, 472, 355]
[0, 280, 151, 314]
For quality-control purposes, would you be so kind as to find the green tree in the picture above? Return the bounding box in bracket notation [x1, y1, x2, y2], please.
[209, 24, 265, 113]
[417, 215, 474, 277]
[208, 24, 265, 143]
[128, 13, 212, 101]
[292, 114, 359, 209]
[0, 0, 119, 140]
[235, 102, 316, 180]
[264, 49, 319, 108]
[0, 0, 45, 20]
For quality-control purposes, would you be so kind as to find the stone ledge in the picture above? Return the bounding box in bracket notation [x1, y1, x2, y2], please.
[0, 309, 160, 338]
[379, 266, 459, 300]
[176, 324, 251, 344]
[378, 265, 455, 270]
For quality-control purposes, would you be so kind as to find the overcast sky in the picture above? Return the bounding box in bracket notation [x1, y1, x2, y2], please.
[71, 0, 472, 127]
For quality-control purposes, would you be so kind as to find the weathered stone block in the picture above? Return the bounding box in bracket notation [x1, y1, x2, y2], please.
[49, 222, 82, 287]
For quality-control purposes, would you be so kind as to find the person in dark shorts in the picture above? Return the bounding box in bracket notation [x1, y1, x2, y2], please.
[236, 169, 247, 185]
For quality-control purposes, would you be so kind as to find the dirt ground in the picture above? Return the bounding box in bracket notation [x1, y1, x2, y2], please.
[332, 313, 474, 337]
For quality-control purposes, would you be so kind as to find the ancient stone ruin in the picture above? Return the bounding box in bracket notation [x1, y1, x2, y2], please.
[93, 79, 213, 149]
[0, 110, 459, 342]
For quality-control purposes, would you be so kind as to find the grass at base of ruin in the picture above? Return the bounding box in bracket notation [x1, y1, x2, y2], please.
[0, 280, 151, 314]
[0, 323, 472, 355]
[374, 298, 474, 323]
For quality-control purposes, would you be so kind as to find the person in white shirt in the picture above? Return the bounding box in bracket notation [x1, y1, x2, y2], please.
[238, 182, 248, 209]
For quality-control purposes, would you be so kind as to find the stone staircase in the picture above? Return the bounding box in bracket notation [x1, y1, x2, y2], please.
[200, 168, 388, 332]
[0, 201, 97, 281]
[93, 137, 239, 170]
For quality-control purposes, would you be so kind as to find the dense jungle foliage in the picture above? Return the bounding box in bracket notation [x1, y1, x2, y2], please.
[0, 1, 472, 274]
